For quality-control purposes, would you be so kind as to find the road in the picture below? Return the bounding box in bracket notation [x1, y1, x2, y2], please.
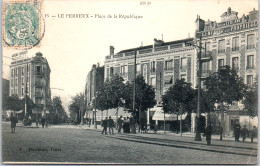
[2, 123, 257, 164]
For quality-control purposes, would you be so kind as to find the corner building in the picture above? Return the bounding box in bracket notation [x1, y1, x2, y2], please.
[10, 52, 51, 118]
[194, 8, 258, 135]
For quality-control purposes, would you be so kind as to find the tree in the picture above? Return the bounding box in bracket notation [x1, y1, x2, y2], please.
[244, 81, 257, 118]
[69, 93, 85, 124]
[124, 75, 156, 124]
[204, 65, 246, 140]
[162, 79, 195, 135]
[95, 83, 112, 120]
[21, 96, 35, 117]
[4, 95, 22, 112]
[51, 96, 67, 124]
[105, 74, 126, 127]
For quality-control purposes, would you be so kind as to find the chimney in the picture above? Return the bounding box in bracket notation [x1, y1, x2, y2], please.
[110, 46, 114, 56]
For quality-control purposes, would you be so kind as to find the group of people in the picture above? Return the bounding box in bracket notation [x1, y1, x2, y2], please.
[204, 121, 258, 146]
[234, 121, 257, 143]
[101, 116, 137, 134]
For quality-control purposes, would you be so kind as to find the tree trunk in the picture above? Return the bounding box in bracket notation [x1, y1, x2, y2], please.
[220, 103, 224, 141]
[180, 114, 182, 136]
[116, 107, 119, 129]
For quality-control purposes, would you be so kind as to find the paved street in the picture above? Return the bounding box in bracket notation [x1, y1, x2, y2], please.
[2, 122, 257, 164]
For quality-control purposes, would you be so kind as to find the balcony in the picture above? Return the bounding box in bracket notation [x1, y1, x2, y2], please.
[35, 71, 44, 76]
[247, 45, 255, 49]
[232, 47, 240, 52]
[114, 53, 124, 58]
[218, 49, 225, 54]
[139, 49, 153, 54]
[154, 46, 168, 52]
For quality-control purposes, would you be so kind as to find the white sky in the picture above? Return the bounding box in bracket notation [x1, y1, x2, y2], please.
[2, 0, 258, 113]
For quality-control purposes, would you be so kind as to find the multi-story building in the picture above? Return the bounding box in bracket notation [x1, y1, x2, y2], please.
[103, 8, 258, 134]
[10, 52, 51, 118]
[194, 7, 258, 134]
[85, 64, 104, 123]
[104, 38, 197, 129]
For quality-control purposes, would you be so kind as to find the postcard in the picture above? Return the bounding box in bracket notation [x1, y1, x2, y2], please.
[1, 0, 258, 164]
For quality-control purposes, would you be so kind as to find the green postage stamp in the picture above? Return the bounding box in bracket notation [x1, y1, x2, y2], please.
[3, 1, 42, 48]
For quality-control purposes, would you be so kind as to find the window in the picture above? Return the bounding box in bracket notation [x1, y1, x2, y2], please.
[181, 75, 186, 80]
[15, 79, 17, 86]
[218, 59, 224, 69]
[232, 37, 239, 51]
[35, 98, 41, 104]
[247, 34, 255, 49]
[36, 66, 42, 74]
[181, 58, 187, 70]
[247, 75, 253, 87]
[218, 40, 225, 53]
[247, 55, 254, 69]
[165, 60, 173, 70]
[22, 67, 24, 75]
[110, 67, 113, 76]
[232, 57, 239, 70]
[151, 77, 156, 86]
[205, 42, 211, 51]
[164, 76, 173, 85]
[137, 64, 141, 73]
[11, 79, 13, 86]
[150, 61, 156, 72]
[202, 61, 210, 71]
[11, 69, 14, 77]
[143, 65, 147, 83]
[11, 89, 14, 95]
[22, 77, 24, 85]
[21, 88, 24, 96]
[120, 65, 127, 75]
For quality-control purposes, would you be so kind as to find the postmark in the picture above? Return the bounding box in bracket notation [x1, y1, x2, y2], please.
[3, 1, 44, 48]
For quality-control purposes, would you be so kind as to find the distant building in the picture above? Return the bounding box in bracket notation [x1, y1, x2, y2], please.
[85, 64, 104, 122]
[2, 78, 10, 97]
[9, 52, 51, 117]
[194, 7, 258, 135]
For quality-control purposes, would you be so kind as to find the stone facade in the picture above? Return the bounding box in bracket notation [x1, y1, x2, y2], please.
[10, 52, 51, 117]
[192, 7, 258, 134]
[104, 38, 196, 104]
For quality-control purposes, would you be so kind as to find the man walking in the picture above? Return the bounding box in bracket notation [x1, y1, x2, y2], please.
[241, 125, 248, 142]
[108, 116, 114, 135]
[205, 124, 212, 145]
[251, 126, 257, 143]
[234, 121, 241, 141]
[102, 117, 108, 135]
[10, 113, 18, 133]
[117, 115, 123, 133]
[41, 116, 46, 128]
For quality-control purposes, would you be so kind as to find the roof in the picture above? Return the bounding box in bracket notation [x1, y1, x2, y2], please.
[117, 38, 194, 54]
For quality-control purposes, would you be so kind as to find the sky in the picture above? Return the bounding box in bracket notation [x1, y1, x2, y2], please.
[2, 0, 258, 113]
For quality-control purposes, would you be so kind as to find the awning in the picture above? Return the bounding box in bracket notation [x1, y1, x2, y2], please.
[152, 107, 187, 121]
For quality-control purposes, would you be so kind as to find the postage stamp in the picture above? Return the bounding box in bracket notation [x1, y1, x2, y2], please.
[2, 1, 43, 48]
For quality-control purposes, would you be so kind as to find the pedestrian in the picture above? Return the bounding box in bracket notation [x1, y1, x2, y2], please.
[108, 116, 115, 135]
[102, 117, 108, 135]
[36, 118, 39, 127]
[234, 121, 241, 141]
[10, 113, 18, 133]
[117, 115, 123, 133]
[240, 125, 248, 142]
[251, 126, 257, 143]
[123, 117, 127, 133]
[126, 117, 130, 133]
[205, 124, 212, 145]
[41, 116, 46, 128]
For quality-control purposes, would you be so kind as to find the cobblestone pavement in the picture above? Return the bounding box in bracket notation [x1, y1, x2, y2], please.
[2, 122, 258, 164]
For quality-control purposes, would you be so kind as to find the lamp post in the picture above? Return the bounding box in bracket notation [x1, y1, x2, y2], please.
[194, 33, 203, 141]
[132, 50, 137, 134]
